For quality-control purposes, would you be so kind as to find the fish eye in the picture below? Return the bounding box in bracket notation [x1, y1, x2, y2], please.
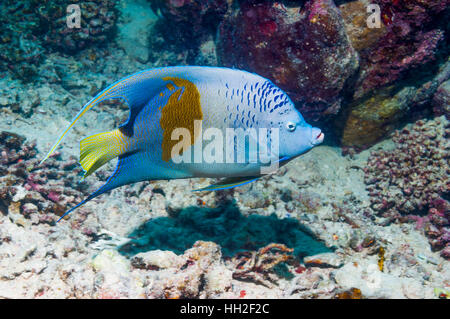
[286, 122, 296, 132]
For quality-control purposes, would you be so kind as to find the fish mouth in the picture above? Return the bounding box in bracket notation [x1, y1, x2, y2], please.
[313, 131, 324, 145]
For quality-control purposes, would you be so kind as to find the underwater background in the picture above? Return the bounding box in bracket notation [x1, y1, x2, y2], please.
[0, 0, 448, 299]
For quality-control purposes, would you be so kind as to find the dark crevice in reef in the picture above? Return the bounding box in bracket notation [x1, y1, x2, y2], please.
[119, 201, 332, 260]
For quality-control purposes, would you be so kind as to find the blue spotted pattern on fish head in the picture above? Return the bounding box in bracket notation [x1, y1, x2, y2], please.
[260, 84, 324, 159]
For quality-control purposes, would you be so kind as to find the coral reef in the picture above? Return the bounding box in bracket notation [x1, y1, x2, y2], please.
[150, 0, 228, 32]
[147, 0, 227, 65]
[215, 0, 448, 145]
[217, 0, 359, 121]
[0, 131, 91, 226]
[433, 78, 450, 116]
[355, 0, 448, 97]
[93, 241, 233, 298]
[340, 0, 448, 98]
[0, 1, 45, 80]
[339, 57, 450, 149]
[147, 0, 449, 129]
[0, 0, 118, 81]
[0, 0, 448, 300]
[364, 116, 449, 258]
[337, 0, 449, 147]
[334, 287, 363, 299]
[39, 0, 118, 53]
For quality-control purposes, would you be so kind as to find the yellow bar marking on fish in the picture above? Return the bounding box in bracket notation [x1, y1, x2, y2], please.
[160, 77, 203, 162]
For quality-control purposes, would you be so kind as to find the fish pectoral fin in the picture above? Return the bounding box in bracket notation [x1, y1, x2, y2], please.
[193, 176, 261, 192]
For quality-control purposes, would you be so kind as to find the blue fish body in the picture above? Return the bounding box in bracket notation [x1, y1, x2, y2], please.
[42, 66, 324, 220]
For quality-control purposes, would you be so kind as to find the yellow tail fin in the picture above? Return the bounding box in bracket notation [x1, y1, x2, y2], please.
[80, 129, 128, 177]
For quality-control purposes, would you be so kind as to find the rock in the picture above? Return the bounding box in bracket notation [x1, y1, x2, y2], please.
[432, 79, 450, 116]
[131, 250, 182, 270]
[91, 249, 143, 298]
[61, 74, 87, 91]
[19, 90, 40, 117]
[402, 280, 425, 299]
[0, 90, 17, 108]
[333, 261, 427, 298]
[141, 241, 233, 299]
[91, 249, 130, 274]
[339, 86, 416, 148]
[116, 0, 157, 63]
[204, 266, 232, 294]
[12, 186, 28, 202]
[22, 203, 38, 215]
[151, 0, 228, 42]
[217, 0, 359, 122]
[304, 252, 344, 268]
[339, 57, 450, 148]
[339, 0, 387, 52]
[194, 38, 218, 66]
[336, 0, 448, 148]
[350, 0, 446, 98]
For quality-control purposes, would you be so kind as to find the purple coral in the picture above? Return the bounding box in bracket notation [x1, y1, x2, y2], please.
[217, 0, 359, 121]
[354, 0, 448, 98]
[364, 117, 449, 258]
[0, 131, 91, 225]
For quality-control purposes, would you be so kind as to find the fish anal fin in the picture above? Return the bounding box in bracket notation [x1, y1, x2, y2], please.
[193, 176, 261, 192]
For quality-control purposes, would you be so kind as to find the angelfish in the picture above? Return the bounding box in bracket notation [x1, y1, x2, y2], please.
[41, 66, 324, 221]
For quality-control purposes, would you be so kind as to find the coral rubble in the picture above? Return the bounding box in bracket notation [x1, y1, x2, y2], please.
[231, 243, 293, 288]
[93, 241, 233, 298]
[40, 0, 118, 53]
[364, 116, 449, 258]
[0, 0, 118, 81]
[0, 131, 91, 226]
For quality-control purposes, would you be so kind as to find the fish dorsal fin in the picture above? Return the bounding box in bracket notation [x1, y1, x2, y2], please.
[193, 176, 261, 192]
[40, 67, 202, 164]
